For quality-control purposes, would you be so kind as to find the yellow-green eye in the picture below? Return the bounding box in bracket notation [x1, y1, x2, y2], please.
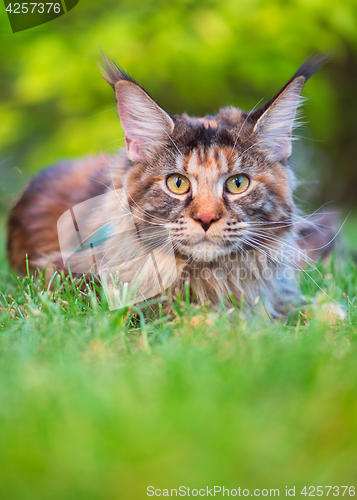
[166, 174, 190, 194]
[226, 174, 250, 194]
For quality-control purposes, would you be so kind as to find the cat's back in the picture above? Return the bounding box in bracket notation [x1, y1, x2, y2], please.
[7, 154, 118, 274]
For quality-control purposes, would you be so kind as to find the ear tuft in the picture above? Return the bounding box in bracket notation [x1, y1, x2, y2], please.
[288, 53, 328, 83]
[99, 54, 143, 89]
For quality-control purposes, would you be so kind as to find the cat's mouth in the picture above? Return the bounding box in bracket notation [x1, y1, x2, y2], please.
[175, 237, 235, 261]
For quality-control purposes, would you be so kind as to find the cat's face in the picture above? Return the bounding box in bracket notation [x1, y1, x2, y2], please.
[125, 112, 295, 262]
[101, 56, 324, 262]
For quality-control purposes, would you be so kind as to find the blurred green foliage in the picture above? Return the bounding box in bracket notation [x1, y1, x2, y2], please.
[1, 0, 357, 209]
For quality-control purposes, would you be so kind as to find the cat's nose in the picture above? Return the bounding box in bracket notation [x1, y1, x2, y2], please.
[194, 214, 221, 232]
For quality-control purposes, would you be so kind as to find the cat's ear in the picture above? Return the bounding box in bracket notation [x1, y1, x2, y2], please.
[100, 58, 174, 163]
[253, 77, 304, 162]
[252, 55, 327, 163]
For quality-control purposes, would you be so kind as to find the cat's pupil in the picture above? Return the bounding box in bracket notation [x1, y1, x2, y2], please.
[176, 177, 182, 188]
[235, 177, 242, 188]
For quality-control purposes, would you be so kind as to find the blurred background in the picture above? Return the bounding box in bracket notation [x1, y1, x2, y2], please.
[1, 5, 357, 496]
[1, 0, 357, 214]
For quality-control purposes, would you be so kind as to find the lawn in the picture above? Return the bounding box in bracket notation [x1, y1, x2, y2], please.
[0, 212, 356, 500]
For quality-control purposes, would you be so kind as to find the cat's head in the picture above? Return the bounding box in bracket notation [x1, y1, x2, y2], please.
[101, 56, 325, 262]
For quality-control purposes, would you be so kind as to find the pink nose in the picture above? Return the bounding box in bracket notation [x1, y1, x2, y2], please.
[194, 214, 221, 232]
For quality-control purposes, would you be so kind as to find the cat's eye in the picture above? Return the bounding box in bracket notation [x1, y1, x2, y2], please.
[226, 174, 250, 194]
[166, 174, 190, 194]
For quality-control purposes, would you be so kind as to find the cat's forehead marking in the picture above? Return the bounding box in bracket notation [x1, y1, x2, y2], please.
[183, 146, 230, 177]
[195, 117, 219, 130]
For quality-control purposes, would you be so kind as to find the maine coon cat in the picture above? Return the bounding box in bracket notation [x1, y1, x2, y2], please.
[7, 55, 330, 316]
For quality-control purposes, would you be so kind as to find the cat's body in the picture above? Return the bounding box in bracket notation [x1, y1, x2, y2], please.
[7, 56, 329, 316]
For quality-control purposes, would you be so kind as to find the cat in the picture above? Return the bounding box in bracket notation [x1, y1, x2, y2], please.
[7, 55, 332, 316]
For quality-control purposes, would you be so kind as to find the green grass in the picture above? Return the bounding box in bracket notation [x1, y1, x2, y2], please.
[0, 213, 357, 500]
